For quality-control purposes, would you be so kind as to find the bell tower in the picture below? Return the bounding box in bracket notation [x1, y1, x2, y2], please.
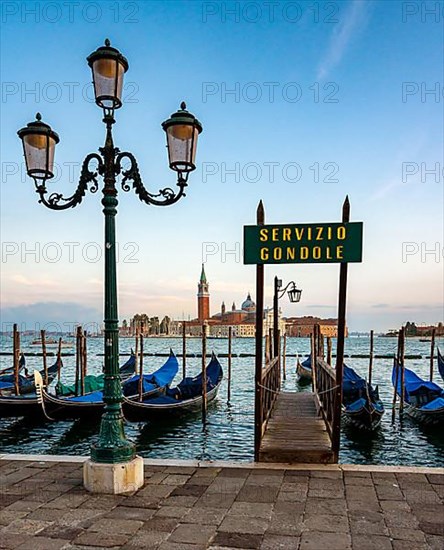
[197, 264, 210, 321]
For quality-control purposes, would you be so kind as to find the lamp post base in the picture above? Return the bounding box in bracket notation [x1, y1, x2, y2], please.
[83, 456, 144, 494]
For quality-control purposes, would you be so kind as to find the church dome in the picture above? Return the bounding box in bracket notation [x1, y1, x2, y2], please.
[241, 293, 255, 312]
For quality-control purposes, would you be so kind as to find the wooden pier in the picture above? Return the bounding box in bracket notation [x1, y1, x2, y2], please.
[255, 325, 339, 464]
[259, 392, 334, 463]
[251, 199, 354, 464]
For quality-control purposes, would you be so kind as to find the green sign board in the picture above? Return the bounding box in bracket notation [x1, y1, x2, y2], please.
[243, 222, 363, 265]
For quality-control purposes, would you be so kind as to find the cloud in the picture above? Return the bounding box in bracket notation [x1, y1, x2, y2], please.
[398, 304, 443, 310]
[372, 303, 389, 308]
[10, 274, 56, 287]
[317, 0, 369, 81]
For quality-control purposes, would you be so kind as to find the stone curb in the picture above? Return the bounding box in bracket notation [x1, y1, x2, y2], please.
[1, 453, 443, 474]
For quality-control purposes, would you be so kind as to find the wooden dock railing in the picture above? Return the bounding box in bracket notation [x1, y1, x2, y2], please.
[313, 358, 336, 441]
[312, 323, 342, 459]
[259, 355, 280, 437]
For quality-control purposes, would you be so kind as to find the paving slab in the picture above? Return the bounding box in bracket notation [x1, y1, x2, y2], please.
[0, 457, 443, 550]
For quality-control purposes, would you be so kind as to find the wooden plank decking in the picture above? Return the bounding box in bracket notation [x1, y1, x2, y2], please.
[259, 392, 334, 464]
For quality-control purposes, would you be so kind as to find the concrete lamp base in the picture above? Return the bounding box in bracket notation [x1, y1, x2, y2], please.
[83, 456, 144, 494]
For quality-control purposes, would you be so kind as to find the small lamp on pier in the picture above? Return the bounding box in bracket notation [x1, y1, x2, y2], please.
[287, 282, 302, 304]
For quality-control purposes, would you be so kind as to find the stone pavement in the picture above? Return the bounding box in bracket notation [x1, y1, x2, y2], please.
[0, 457, 443, 550]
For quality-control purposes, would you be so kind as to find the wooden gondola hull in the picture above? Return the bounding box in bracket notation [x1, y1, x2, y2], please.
[42, 392, 104, 420]
[296, 362, 312, 384]
[41, 386, 166, 421]
[0, 395, 43, 418]
[404, 403, 444, 426]
[123, 383, 221, 422]
[0, 358, 62, 416]
[123, 355, 223, 422]
[437, 349, 444, 384]
[392, 361, 444, 427]
[342, 405, 384, 431]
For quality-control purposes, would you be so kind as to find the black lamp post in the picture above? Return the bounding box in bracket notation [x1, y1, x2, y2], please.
[273, 277, 302, 358]
[17, 39, 203, 466]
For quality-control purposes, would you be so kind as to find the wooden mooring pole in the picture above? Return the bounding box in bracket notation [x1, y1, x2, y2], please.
[80, 329, 85, 396]
[269, 328, 273, 361]
[138, 331, 144, 402]
[134, 330, 139, 359]
[331, 196, 350, 462]
[400, 327, 405, 414]
[182, 321, 187, 378]
[57, 337, 62, 384]
[13, 324, 19, 396]
[310, 332, 315, 392]
[391, 330, 401, 423]
[430, 328, 436, 381]
[327, 336, 332, 366]
[368, 329, 374, 387]
[282, 333, 287, 381]
[83, 330, 88, 379]
[41, 329, 48, 387]
[75, 326, 81, 396]
[227, 326, 232, 401]
[254, 200, 265, 462]
[202, 323, 207, 423]
[273, 275, 279, 361]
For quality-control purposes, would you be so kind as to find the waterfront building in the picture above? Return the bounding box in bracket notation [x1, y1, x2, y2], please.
[285, 316, 346, 338]
[126, 267, 344, 338]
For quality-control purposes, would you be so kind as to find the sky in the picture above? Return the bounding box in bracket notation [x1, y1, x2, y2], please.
[0, 0, 443, 332]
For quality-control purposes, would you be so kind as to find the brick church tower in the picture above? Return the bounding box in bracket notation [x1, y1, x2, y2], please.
[197, 264, 210, 321]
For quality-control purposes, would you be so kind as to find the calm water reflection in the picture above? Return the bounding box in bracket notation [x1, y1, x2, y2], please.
[0, 335, 443, 466]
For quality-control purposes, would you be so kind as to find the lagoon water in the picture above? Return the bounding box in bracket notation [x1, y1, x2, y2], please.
[0, 335, 443, 467]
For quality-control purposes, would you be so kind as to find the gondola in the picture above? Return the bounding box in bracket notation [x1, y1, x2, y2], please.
[392, 360, 444, 426]
[120, 350, 137, 378]
[123, 353, 223, 422]
[296, 355, 312, 385]
[0, 354, 26, 384]
[37, 351, 179, 420]
[0, 355, 62, 418]
[0, 354, 57, 395]
[55, 352, 137, 396]
[342, 365, 384, 430]
[437, 348, 444, 383]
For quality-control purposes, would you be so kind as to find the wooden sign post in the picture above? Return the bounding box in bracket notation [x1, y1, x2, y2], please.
[254, 201, 265, 461]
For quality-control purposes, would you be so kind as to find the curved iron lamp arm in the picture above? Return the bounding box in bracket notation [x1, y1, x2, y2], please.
[116, 151, 187, 207]
[278, 280, 296, 300]
[34, 153, 103, 211]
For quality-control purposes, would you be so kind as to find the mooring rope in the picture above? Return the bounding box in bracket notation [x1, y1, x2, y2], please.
[317, 384, 340, 396]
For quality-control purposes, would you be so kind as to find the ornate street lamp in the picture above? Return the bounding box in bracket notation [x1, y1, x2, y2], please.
[273, 277, 302, 358]
[18, 40, 203, 492]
